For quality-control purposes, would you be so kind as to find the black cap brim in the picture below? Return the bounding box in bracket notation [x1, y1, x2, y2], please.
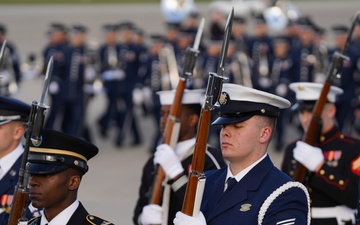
[291, 101, 315, 111]
[212, 115, 253, 125]
[29, 163, 68, 175]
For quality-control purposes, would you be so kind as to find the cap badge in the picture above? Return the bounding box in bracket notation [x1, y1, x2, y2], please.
[219, 92, 228, 105]
[239, 203, 252, 212]
[298, 85, 304, 91]
[261, 109, 265, 114]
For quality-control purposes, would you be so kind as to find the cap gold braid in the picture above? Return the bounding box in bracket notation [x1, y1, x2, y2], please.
[30, 147, 88, 162]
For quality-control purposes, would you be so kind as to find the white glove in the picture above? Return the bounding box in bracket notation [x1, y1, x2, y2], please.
[293, 141, 324, 172]
[132, 88, 144, 105]
[275, 83, 287, 97]
[49, 81, 59, 94]
[173, 211, 207, 225]
[258, 77, 272, 89]
[154, 144, 184, 179]
[140, 204, 162, 225]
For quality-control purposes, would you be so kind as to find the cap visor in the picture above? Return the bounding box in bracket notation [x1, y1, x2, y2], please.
[212, 115, 253, 125]
[291, 103, 314, 111]
[29, 163, 68, 175]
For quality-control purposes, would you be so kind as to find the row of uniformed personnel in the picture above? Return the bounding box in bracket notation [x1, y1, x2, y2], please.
[1, 80, 360, 224]
[1, 13, 360, 150]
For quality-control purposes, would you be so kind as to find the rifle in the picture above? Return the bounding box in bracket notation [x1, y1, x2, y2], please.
[7, 56, 53, 225]
[150, 18, 205, 207]
[294, 11, 359, 183]
[182, 8, 233, 216]
[150, 19, 204, 208]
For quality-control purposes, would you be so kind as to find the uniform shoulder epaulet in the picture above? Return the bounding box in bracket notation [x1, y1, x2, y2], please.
[86, 214, 114, 225]
[27, 216, 40, 225]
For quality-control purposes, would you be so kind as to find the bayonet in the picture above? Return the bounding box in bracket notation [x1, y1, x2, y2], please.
[31, 56, 53, 146]
[217, 8, 234, 76]
[0, 40, 7, 67]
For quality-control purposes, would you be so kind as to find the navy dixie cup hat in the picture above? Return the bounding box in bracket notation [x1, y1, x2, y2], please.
[0, 96, 31, 126]
[28, 129, 99, 175]
[212, 84, 291, 125]
[289, 82, 344, 111]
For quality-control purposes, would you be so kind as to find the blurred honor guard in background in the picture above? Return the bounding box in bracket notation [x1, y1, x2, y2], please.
[0, 24, 22, 96]
[115, 21, 142, 147]
[248, 13, 273, 92]
[133, 89, 226, 225]
[62, 24, 94, 142]
[329, 25, 359, 133]
[27, 129, 114, 225]
[268, 36, 295, 151]
[0, 96, 37, 225]
[282, 82, 360, 225]
[174, 84, 310, 225]
[141, 34, 168, 152]
[43, 22, 69, 130]
[97, 23, 123, 138]
[290, 16, 318, 83]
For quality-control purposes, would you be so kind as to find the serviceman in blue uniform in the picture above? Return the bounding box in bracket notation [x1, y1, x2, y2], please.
[62, 24, 92, 142]
[133, 89, 226, 225]
[140, 34, 168, 152]
[27, 129, 114, 225]
[97, 23, 123, 138]
[290, 16, 318, 83]
[282, 82, 360, 225]
[0, 23, 22, 96]
[328, 25, 359, 133]
[115, 21, 142, 147]
[43, 23, 69, 130]
[268, 36, 296, 151]
[247, 13, 273, 92]
[174, 83, 310, 225]
[0, 96, 38, 225]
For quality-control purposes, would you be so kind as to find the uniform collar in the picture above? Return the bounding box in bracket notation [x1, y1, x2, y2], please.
[41, 200, 79, 225]
[318, 125, 340, 144]
[225, 153, 267, 183]
[0, 143, 23, 180]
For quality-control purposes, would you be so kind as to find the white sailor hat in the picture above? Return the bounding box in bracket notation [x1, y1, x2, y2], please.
[156, 89, 204, 105]
[212, 84, 291, 125]
[289, 82, 343, 110]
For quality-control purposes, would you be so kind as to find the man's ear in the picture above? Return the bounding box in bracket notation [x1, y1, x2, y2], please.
[259, 126, 272, 144]
[68, 175, 81, 191]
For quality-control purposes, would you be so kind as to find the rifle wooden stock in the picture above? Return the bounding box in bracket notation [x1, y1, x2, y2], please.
[150, 79, 186, 205]
[7, 186, 29, 225]
[182, 109, 211, 216]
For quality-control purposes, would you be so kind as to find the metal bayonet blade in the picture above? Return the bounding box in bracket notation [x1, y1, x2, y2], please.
[39, 56, 54, 106]
[343, 11, 359, 55]
[193, 18, 205, 51]
[0, 40, 7, 68]
[217, 7, 234, 76]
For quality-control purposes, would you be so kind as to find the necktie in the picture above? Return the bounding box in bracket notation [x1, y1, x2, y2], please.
[224, 177, 237, 193]
[218, 177, 237, 202]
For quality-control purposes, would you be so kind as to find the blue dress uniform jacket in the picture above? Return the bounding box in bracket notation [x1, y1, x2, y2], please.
[0, 155, 21, 225]
[133, 145, 226, 225]
[201, 155, 310, 225]
[27, 202, 113, 225]
[282, 126, 360, 224]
